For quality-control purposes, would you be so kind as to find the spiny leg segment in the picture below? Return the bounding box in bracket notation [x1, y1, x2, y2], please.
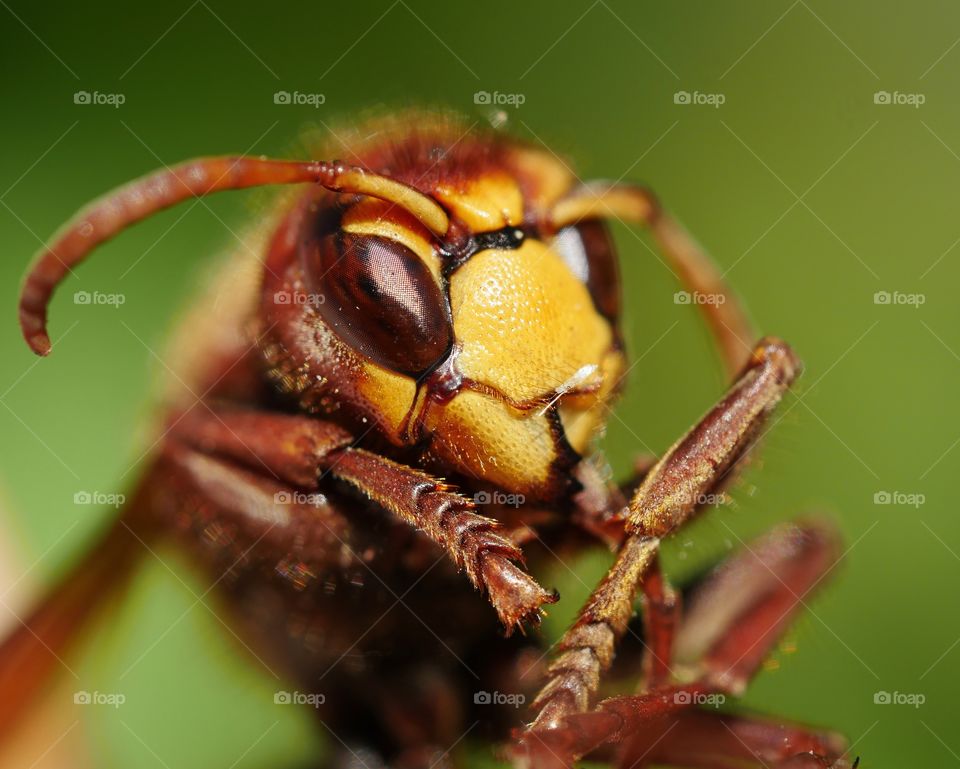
[167, 406, 557, 632]
[513, 520, 848, 769]
[513, 338, 817, 768]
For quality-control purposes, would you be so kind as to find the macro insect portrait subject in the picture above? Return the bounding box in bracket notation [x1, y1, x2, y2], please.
[2, 114, 854, 768]
[2, 3, 955, 769]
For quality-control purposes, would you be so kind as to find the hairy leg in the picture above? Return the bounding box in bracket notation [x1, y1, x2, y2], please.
[615, 710, 850, 769]
[638, 553, 679, 690]
[168, 406, 556, 632]
[523, 338, 799, 735]
[512, 520, 844, 769]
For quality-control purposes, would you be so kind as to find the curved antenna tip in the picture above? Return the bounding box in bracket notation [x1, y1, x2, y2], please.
[27, 332, 51, 356]
[19, 304, 52, 355]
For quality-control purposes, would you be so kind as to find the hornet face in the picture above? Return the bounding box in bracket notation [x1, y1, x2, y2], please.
[267, 142, 626, 500]
[16, 116, 634, 501]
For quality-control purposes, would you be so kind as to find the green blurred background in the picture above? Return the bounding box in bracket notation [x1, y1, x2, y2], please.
[0, 1, 956, 766]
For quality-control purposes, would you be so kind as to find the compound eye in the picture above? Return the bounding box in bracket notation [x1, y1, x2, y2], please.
[309, 232, 452, 377]
[551, 220, 621, 322]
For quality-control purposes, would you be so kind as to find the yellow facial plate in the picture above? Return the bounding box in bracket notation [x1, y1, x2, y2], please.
[425, 389, 557, 495]
[506, 146, 575, 217]
[558, 348, 625, 453]
[449, 239, 614, 404]
[355, 360, 417, 444]
[434, 172, 524, 230]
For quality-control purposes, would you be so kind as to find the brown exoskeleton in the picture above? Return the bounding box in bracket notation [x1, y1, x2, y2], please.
[3, 114, 856, 768]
